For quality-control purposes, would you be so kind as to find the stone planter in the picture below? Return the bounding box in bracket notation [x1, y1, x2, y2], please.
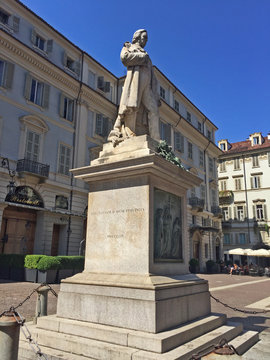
[58, 269, 73, 283]
[37, 270, 57, 284]
[0, 266, 10, 280]
[25, 268, 38, 282]
[10, 267, 25, 281]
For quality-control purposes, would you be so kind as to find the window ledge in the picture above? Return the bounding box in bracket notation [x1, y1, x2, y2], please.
[0, 23, 14, 34]
[60, 116, 74, 124]
[26, 100, 44, 111]
[64, 66, 77, 76]
[32, 45, 48, 57]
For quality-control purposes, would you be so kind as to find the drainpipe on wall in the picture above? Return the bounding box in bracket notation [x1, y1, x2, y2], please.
[242, 155, 251, 244]
[66, 52, 84, 255]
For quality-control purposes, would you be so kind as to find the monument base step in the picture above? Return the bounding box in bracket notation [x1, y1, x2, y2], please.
[18, 314, 259, 360]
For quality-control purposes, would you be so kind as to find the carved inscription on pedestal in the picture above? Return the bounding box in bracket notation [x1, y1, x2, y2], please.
[154, 188, 183, 262]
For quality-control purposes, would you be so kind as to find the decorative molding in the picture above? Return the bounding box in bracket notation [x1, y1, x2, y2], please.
[0, 32, 79, 94]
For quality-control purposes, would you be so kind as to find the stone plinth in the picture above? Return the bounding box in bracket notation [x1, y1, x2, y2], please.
[56, 135, 209, 333]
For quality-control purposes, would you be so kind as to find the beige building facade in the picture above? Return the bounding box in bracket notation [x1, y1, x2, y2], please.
[218, 133, 270, 261]
[0, 0, 222, 270]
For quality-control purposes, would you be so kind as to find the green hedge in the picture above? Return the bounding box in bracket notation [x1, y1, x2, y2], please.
[24, 255, 85, 271]
[0, 254, 26, 268]
[57, 256, 85, 270]
[37, 256, 61, 271]
[24, 255, 43, 269]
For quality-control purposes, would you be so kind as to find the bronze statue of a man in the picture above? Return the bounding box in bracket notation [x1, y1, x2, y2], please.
[108, 29, 160, 146]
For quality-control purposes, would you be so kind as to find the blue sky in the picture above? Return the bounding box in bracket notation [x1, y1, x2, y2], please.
[21, 0, 270, 144]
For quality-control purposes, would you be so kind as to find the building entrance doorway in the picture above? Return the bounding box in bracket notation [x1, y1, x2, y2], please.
[0, 206, 36, 254]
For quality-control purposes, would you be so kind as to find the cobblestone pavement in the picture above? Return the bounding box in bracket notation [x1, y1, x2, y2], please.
[197, 273, 270, 333]
[1, 274, 270, 358]
[0, 279, 59, 321]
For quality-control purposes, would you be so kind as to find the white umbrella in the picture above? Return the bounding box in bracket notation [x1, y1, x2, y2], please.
[228, 248, 246, 255]
[247, 249, 270, 257]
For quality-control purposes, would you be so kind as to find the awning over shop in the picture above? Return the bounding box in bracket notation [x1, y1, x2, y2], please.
[224, 248, 270, 257]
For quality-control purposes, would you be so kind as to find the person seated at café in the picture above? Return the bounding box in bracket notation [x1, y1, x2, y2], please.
[230, 263, 239, 276]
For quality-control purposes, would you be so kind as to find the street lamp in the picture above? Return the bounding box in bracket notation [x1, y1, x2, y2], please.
[1, 157, 16, 195]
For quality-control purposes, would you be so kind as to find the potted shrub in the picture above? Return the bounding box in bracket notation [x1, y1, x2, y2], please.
[72, 256, 85, 275]
[10, 254, 26, 281]
[57, 256, 74, 283]
[206, 260, 216, 274]
[24, 255, 43, 282]
[189, 258, 199, 273]
[37, 256, 60, 284]
[0, 254, 11, 279]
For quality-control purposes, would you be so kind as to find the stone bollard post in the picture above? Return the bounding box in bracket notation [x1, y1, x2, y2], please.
[33, 285, 50, 324]
[0, 311, 20, 360]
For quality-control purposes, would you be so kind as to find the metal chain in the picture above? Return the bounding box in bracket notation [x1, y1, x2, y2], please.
[210, 293, 270, 314]
[13, 310, 48, 360]
[0, 282, 58, 318]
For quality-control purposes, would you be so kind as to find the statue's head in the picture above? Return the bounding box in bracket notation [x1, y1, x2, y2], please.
[132, 29, 148, 47]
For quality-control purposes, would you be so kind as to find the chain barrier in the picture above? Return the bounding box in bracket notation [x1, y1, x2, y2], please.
[0, 282, 58, 318]
[0, 283, 58, 360]
[13, 310, 48, 360]
[210, 293, 270, 315]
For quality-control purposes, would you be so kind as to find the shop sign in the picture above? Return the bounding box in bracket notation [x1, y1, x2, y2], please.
[5, 186, 44, 208]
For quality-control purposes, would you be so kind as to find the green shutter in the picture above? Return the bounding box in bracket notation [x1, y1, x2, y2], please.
[31, 28, 37, 44]
[258, 176, 261, 188]
[24, 73, 32, 100]
[250, 177, 253, 189]
[3, 62, 14, 89]
[13, 16, 20, 33]
[46, 39, 53, 53]
[42, 84, 50, 108]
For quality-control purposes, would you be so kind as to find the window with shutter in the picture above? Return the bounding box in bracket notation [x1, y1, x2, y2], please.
[25, 130, 40, 161]
[12, 16, 20, 32]
[252, 155, 259, 167]
[234, 158, 240, 170]
[198, 121, 202, 132]
[160, 121, 171, 144]
[58, 144, 71, 176]
[30, 79, 43, 106]
[0, 9, 9, 25]
[186, 111, 191, 122]
[199, 150, 204, 167]
[160, 86, 166, 100]
[174, 131, 183, 152]
[239, 233, 246, 244]
[208, 157, 213, 174]
[219, 160, 226, 172]
[174, 100, 179, 112]
[88, 70, 96, 89]
[188, 142, 193, 159]
[46, 39, 53, 53]
[59, 94, 74, 121]
[0, 59, 14, 89]
[256, 204, 264, 220]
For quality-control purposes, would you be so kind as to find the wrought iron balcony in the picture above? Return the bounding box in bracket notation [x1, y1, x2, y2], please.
[219, 190, 234, 205]
[16, 158, 50, 179]
[189, 197, 205, 212]
[211, 205, 223, 218]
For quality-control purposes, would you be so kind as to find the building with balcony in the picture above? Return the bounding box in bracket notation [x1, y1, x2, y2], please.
[218, 133, 270, 260]
[0, 0, 222, 271]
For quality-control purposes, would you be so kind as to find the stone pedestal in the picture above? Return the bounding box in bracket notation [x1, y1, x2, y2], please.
[56, 135, 209, 333]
